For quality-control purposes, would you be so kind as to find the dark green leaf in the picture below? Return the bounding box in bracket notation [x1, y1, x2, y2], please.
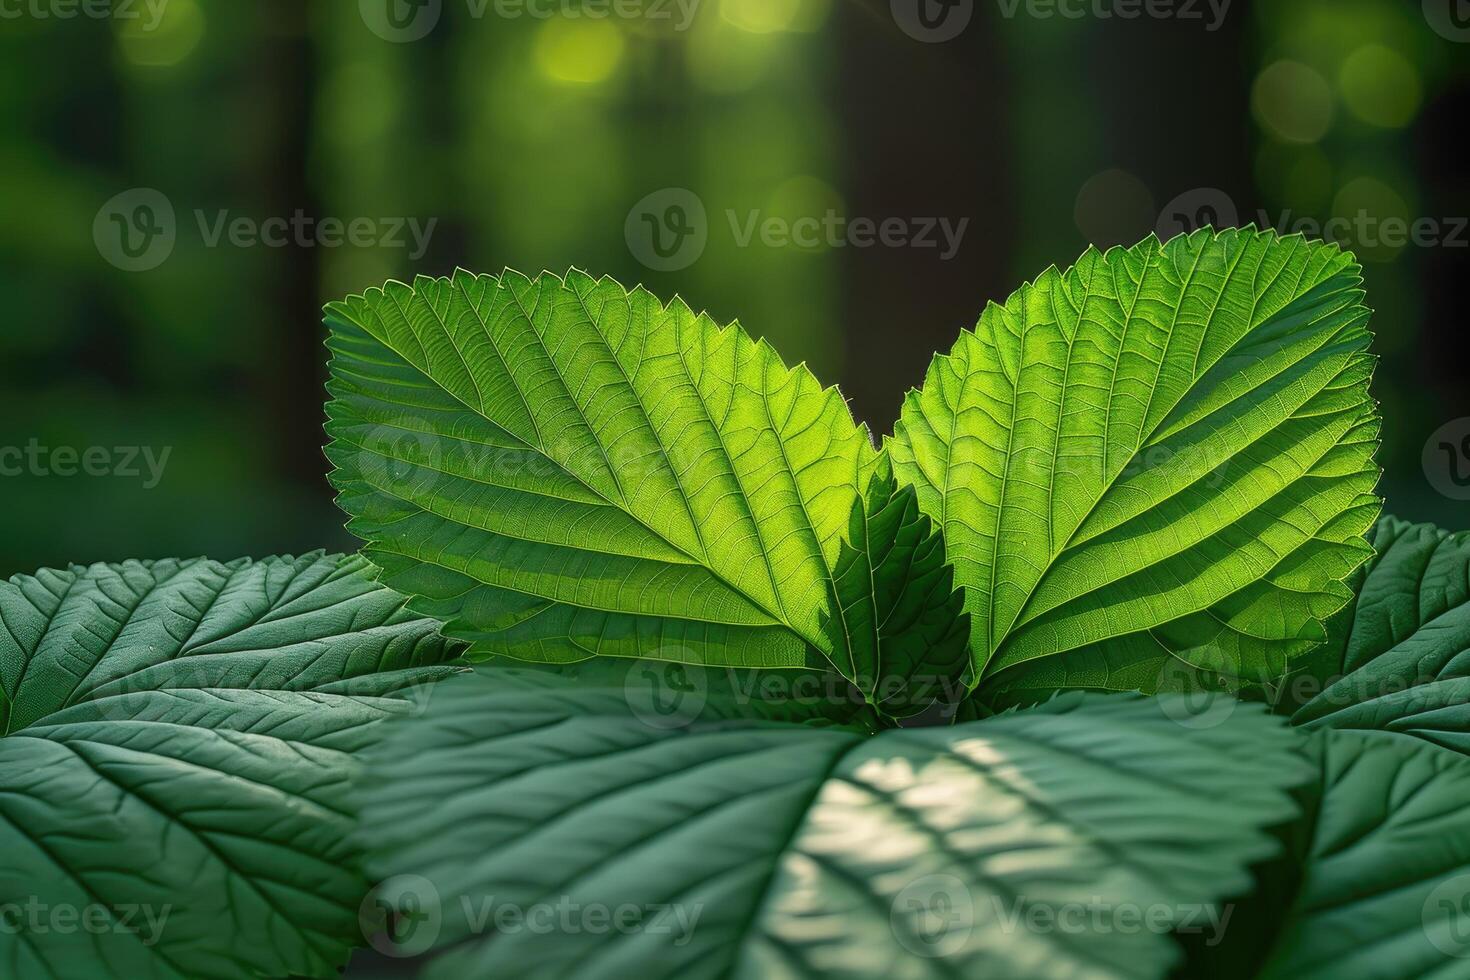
[355, 667, 1310, 980]
[1251, 731, 1470, 978]
[0, 554, 463, 979]
[1294, 518, 1470, 756]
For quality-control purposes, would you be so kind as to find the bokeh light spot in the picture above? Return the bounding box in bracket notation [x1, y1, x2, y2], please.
[722, 0, 807, 34]
[117, 0, 204, 68]
[533, 20, 625, 86]
[1339, 45, 1421, 129]
[1252, 60, 1334, 144]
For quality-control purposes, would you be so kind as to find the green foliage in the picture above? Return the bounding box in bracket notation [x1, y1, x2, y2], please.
[1294, 517, 1470, 754]
[1195, 729, 1470, 979]
[324, 267, 968, 720]
[0, 554, 464, 979]
[890, 227, 1381, 703]
[356, 667, 1308, 979]
[21, 229, 1470, 980]
[327, 229, 1382, 719]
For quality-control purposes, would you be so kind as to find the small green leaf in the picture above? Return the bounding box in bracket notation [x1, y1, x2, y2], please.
[889, 228, 1381, 704]
[355, 666, 1310, 980]
[827, 460, 970, 717]
[1294, 517, 1470, 755]
[0, 554, 463, 979]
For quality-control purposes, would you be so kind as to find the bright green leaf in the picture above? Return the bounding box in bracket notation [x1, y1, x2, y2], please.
[325, 269, 968, 714]
[0, 554, 464, 979]
[889, 228, 1381, 704]
[356, 667, 1309, 980]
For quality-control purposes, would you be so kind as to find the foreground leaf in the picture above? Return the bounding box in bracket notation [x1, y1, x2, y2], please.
[0, 554, 463, 980]
[1294, 518, 1470, 755]
[355, 667, 1309, 980]
[326, 269, 968, 712]
[889, 228, 1381, 703]
[1242, 731, 1470, 978]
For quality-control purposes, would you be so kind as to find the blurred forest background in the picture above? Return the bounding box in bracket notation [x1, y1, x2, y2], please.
[1, 0, 1467, 583]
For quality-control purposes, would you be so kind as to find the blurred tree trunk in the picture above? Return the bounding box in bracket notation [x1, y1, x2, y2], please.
[834, 2, 1014, 429]
[1095, 8, 1255, 217]
[833, 3, 1252, 431]
[260, 0, 323, 489]
[1418, 78, 1470, 418]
